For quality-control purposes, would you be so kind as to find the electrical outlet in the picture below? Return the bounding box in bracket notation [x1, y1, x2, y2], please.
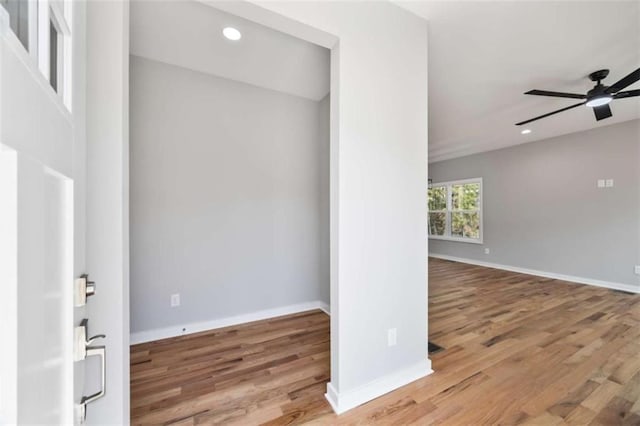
[635, 265, 640, 276]
[387, 328, 397, 347]
[484, 248, 490, 255]
[597, 179, 605, 188]
[605, 179, 614, 188]
[171, 293, 180, 307]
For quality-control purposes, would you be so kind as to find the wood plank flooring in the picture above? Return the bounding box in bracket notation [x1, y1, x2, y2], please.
[130, 258, 640, 425]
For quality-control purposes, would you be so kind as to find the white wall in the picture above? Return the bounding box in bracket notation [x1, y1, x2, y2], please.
[211, 1, 430, 413]
[429, 120, 640, 290]
[129, 56, 329, 337]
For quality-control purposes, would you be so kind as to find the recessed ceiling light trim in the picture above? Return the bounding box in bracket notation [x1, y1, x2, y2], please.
[223, 27, 242, 41]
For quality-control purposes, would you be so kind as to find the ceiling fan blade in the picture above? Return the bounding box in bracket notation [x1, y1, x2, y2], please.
[606, 68, 640, 93]
[593, 104, 612, 121]
[525, 89, 586, 99]
[614, 89, 640, 99]
[515, 101, 585, 126]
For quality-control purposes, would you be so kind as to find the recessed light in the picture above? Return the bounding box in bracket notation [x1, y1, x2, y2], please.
[223, 27, 242, 41]
[521, 129, 532, 135]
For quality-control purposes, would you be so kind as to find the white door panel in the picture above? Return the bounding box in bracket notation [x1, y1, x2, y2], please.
[1, 2, 80, 423]
[23, 154, 74, 425]
[0, 146, 18, 424]
[2, 1, 123, 423]
[0, 148, 74, 424]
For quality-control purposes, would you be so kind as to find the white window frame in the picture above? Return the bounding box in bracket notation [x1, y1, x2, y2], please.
[41, 0, 72, 109]
[0, 0, 37, 53]
[428, 177, 483, 244]
[0, 0, 73, 111]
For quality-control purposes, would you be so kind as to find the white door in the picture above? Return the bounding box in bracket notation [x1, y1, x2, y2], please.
[0, 2, 87, 424]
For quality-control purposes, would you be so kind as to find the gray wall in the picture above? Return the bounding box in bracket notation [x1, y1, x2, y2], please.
[429, 119, 640, 286]
[130, 56, 329, 334]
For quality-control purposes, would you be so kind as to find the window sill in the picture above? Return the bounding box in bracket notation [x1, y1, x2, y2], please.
[429, 236, 483, 245]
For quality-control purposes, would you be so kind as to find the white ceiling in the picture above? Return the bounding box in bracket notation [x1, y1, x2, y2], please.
[131, 1, 639, 160]
[130, 0, 330, 101]
[397, 1, 640, 162]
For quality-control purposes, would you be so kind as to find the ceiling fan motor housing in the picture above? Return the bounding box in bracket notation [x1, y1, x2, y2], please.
[586, 70, 611, 105]
[586, 84, 609, 101]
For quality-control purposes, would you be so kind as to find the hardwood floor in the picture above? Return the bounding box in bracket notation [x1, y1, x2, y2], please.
[130, 258, 640, 425]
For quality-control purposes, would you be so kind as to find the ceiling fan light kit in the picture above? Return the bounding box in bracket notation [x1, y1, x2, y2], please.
[515, 68, 640, 126]
[585, 96, 612, 107]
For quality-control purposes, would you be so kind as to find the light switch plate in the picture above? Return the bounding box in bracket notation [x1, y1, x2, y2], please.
[597, 179, 605, 188]
[171, 294, 180, 307]
[605, 179, 614, 188]
[635, 265, 640, 275]
[388, 328, 397, 347]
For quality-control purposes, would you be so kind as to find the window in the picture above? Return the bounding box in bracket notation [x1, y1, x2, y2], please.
[47, 1, 70, 103]
[1, 0, 30, 49]
[49, 19, 60, 92]
[428, 178, 482, 243]
[1, 0, 72, 109]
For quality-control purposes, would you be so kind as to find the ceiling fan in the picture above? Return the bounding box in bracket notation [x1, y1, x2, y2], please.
[515, 68, 640, 126]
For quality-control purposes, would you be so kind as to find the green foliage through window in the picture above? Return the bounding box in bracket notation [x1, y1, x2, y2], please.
[428, 187, 447, 211]
[428, 212, 446, 236]
[451, 183, 479, 210]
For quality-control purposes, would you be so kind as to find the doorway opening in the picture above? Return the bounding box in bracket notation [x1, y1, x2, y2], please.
[127, 1, 331, 423]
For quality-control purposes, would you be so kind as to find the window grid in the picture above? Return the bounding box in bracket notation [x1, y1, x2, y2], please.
[428, 178, 483, 244]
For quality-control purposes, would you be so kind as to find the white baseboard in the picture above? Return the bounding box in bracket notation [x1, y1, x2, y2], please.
[429, 253, 639, 294]
[130, 300, 330, 345]
[318, 303, 331, 316]
[324, 359, 433, 415]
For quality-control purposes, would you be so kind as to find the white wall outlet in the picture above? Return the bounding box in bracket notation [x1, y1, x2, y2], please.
[605, 179, 614, 188]
[170, 293, 180, 307]
[387, 328, 397, 347]
[597, 179, 605, 188]
[484, 248, 490, 255]
[635, 265, 640, 276]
